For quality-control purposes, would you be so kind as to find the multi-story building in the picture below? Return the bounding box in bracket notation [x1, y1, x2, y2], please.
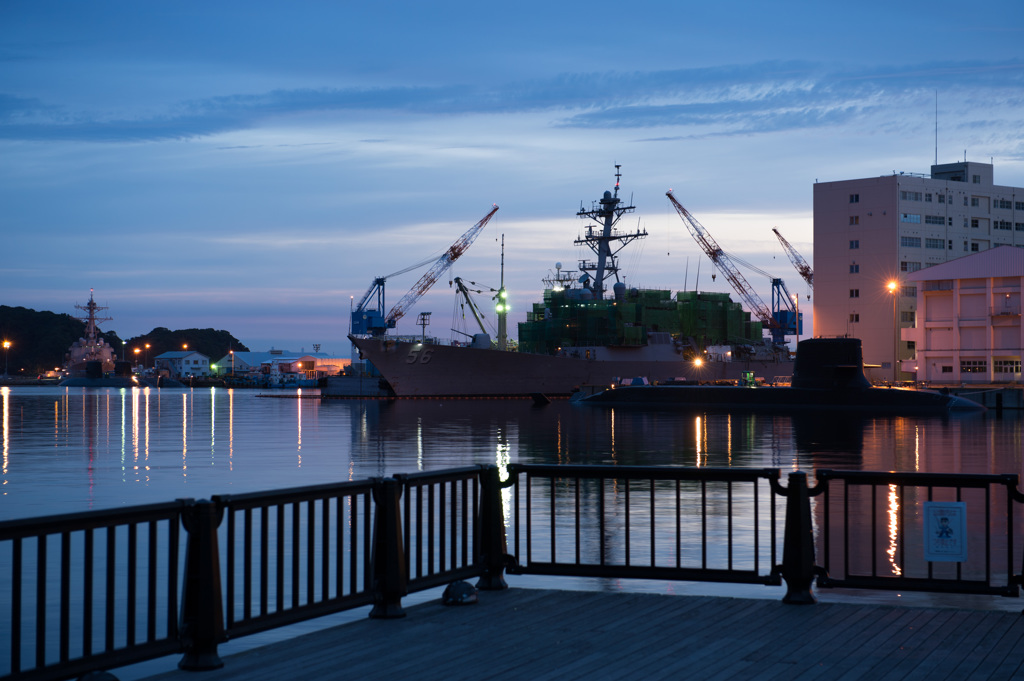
[903, 246, 1022, 384]
[813, 161, 1024, 382]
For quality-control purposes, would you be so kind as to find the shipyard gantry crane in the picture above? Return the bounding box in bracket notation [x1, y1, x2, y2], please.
[351, 256, 436, 336]
[666, 190, 792, 343]
[772, 227, 813, 296]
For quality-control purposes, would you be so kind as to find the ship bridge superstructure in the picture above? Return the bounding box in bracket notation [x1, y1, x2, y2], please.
[574, 166, 646, 299]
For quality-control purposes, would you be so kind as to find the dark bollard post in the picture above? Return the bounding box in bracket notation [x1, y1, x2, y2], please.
[178, 499, 225, 670]
[476, 465, 509, 590]
[369, 478, 407, 618]
[781, 471, 817, 604]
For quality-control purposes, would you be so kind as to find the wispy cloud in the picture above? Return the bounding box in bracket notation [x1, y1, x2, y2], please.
[1, 60, 1020, 142]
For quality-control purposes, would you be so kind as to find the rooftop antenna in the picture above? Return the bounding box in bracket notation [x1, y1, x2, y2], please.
[934, 90, 938, 166]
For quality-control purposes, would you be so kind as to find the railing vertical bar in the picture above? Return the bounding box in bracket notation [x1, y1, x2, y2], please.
[675, 479, 681, 569]
[414, 484, 423, 580]
[147, 520, 157, 642]
[336, 495, 345, 598]
[105, 525, 115, 653]
[362, 491, 372, 592]
[843, 481, 850, 580]
[727, 481, 734, 571]
[349, 494, 358, 594]
[701, 480, 707, 570]
[461, 477, 469, 568]
[598, 477, 604, 566]
[224, 509, 235, 627]
[322, 496, 330, 601]
[275, 504, 285, 612]
[428, 484, 436, 577]
[753, 480, 760, 575]
[440, 481, 448, 572]
[982, 485, 989, 585]
[574, 477, 581, 566]
[870, 484, 878, 578]
[625, 478, 631, 567]
[771, 476, 778, 569]
[12, 536, 22, 674]
[526, 475, 533, 566]
[37, 532, 47, 667]
[927, 486, 934, 580]
[650, 479, 656, 567]
[291, 502, 301, 609]
[243, 508, 252, 621]
[59, 531, 70, 662]
[549, 477, 556, 563]
[307, 499, 316, 605]
[83, 529, 93, 657]
[260, 506, 269, 616]
[127, 522, 137, 646]
[1006, 481, 1014, 591]
[822, 477, 830, 577]
[450, 480, 458, 570]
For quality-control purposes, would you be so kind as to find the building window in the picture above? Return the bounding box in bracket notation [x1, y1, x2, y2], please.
[994, 360, 1021, 374]
[849, 313, 859, 323]
[938, 194, 946, 204]
[925, 215, 944, 225]
[971, 219, 979, 228]
[849, 264, 859, 273]
[925, 238, 944, 249]
[850, 289, 860, 298]
[900, 311, 916, 324]
[948, 217, 953, 226]
[901, 285, 917, 297]
[900, 213, 921, 224]
[849, 215, 859, 225]
[1016, 223, 1024, 232]
[900, 236, 921, 247]
[900, 191, 922, 201]
[998, 199, 1012, 209]
[900, 261, 921, 272]
[925, 193, 932, 202]
[960, 359, 987, 373]
[849, 240, 859, 249]
[971, 197, 980, 207]
[972, 175, 981, 184]
[996, 220, 1011, 230]
[971, 243, 980, 252]
[1016, 201, 1024, 211]
[941, 366, 953, 373]
[964, 197, 969, 206]
[849, 194, 859, 203]
[906, 341, 915, 351]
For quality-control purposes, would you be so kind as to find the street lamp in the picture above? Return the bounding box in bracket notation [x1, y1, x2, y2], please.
[2, 340, 10, 377]
[791, 294, 799, 344]
[122, 340, 127, 361]
[134, 348, 141, 367]
[887, 280, 899, 383]
[145, 343, 151, 368]
[230, 350, 235, 376]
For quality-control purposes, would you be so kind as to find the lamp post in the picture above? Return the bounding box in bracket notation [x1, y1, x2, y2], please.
[145, 343, 151, 368]
[122, 340, 127, 361]
[230, 350, 234, 377]
[791, 294, 799, 344]
[3, 340, 10, 377]
[134, 348, 141, 368]
[887, 280, 899, 383]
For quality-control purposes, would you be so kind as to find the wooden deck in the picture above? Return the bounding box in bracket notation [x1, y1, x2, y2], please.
[141, 588, 1024, 680]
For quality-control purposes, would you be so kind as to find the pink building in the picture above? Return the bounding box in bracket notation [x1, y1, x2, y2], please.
[903, 246, 1022, 384]
[813, 161, 1024, 382]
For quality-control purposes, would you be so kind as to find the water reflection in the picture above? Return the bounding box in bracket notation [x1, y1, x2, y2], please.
[0, 387, 1021, 521]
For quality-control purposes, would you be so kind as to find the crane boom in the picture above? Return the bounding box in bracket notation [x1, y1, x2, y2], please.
[387, 204, 499, 326]
[772, 228, 813, 288]
[666, 190, 779, 332]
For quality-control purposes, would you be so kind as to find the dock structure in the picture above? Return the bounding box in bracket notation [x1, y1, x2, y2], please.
[140, 588, 1024, 681]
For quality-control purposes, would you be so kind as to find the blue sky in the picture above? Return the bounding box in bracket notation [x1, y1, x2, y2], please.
[2, 1, 1022, 354]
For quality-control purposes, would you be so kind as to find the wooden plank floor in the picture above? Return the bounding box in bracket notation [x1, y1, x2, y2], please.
[141, 588, 1024, 681]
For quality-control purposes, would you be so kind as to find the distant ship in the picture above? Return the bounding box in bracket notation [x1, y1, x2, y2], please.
[63, 290, 119, 378]
[346, 168, 796, 399]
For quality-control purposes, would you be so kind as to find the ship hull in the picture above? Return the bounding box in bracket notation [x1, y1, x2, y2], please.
[349, 335, 794, 398]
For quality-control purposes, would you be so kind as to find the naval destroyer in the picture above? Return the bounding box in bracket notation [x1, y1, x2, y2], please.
[347, 168, 796, 398]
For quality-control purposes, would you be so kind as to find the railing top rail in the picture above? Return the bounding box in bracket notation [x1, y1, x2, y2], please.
[816, 469, 1019, 488]
[507, 463, 780, 483]
[393, 466, 484, 485]
[0, 499, 188, 539]
[214, 478, 378, 508]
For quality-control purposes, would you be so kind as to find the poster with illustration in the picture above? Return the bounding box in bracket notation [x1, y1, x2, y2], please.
[923, 501, 967, 562]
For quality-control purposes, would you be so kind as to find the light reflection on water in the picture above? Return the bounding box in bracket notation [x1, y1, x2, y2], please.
[1, 386, 1022, 519]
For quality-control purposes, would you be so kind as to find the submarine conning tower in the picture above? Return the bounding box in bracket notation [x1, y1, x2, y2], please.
[791, 338, 872, 391]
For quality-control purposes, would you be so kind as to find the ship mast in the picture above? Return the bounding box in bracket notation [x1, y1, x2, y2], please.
[74, 289, 113, 344]
[496, 234, 508, 351]
[575, 165, 645, 299]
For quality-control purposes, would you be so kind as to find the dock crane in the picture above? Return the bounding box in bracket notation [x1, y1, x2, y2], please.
[772, 227, 813, 296]
[351, 204, 499, 337]
[666, 190, 799, 344]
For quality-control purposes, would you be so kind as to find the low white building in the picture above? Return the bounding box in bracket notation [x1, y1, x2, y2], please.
[211, 349, 349, 379]
[154, 351, 211, 378]
[903, 246, 1022, 384]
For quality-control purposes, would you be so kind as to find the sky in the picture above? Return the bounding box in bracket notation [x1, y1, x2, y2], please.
[2, 1, 1022, 356]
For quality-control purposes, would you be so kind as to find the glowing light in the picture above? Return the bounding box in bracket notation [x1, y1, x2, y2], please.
[694, 358, 703, 367]
[887, 483, 902, 576]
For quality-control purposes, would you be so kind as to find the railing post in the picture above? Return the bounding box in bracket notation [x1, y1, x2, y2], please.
[781, 471, 817, 604]
[177, 499, 225, 670]
[369, 478, 407, 618]
[476, 465, 509, 590]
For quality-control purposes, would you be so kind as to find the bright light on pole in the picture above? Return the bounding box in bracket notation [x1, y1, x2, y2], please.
[2, 340, 10, 377]
[887, 280, 899, 383]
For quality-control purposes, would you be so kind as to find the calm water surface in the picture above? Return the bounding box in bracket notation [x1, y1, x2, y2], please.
[2, 385, 1021, 520]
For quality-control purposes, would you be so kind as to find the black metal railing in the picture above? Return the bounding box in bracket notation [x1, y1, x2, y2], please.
[4, 464, 1024, 681]
[813, 470, 1023, 596]
[0, 501, 185, 681]
[504, 464, 784, 586]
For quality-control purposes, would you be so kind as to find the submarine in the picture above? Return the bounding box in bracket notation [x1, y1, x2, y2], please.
[573, 338, 985, 415]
